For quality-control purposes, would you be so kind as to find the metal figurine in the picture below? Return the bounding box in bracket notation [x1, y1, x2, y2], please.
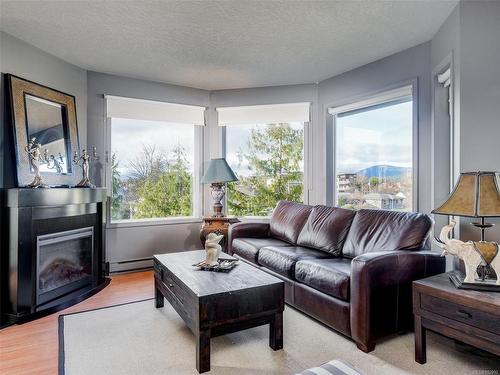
[44, 150, 65, 174]
[73, 146, 99, 188]
[24, 137, 48, 188]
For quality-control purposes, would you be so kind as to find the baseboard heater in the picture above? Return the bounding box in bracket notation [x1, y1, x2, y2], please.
[108, 257, 153, 274]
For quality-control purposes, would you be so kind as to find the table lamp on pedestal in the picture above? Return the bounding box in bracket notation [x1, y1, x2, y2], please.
[432, 171, 500, 290]
[201, 158, 238, 217]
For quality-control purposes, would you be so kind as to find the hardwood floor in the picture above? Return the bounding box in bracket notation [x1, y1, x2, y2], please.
[0, 270, 154, 375]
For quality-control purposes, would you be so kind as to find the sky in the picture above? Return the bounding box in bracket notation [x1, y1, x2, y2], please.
[111, 118, 195, 177]
[336, 100, 413, 174]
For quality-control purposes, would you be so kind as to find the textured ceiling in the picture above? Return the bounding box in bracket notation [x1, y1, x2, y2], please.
[0, 0, 457, 90]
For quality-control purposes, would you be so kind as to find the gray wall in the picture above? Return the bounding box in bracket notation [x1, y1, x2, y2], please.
[0, 31, 87, 187]
[4, 1, 499, 270]
[318, 42, 432, 214]
[86, 72, 210, 269]
[458, 0, 500, 243]
[429, 1, 500, 244]
[430, 6, 461, 269]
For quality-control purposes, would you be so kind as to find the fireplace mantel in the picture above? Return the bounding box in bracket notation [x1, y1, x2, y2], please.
[0, 187, 109, 325]
[4, 187, 107, 207]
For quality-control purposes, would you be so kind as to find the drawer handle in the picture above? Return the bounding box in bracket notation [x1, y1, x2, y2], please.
[456, 310, 472, 319]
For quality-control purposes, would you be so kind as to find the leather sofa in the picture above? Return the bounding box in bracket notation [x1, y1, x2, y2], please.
[229, 201, 445, 352]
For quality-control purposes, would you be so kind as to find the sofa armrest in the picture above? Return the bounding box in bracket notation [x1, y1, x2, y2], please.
[229, 222, 271, 254]
[350, 250, 445, 351]
[230, 222, 270, 239]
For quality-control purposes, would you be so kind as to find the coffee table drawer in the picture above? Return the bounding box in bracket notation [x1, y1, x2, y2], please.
[420, 294, 499, 335]
[154, 260, 191, 306]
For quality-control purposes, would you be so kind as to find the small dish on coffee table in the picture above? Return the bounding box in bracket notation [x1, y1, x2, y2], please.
[192, 258, 238, 272]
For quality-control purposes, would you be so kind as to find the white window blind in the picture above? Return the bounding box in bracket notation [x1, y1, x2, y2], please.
[217, 102, 310, 126]
[105, 95, 206, 125]
[328, 86, 412, 116]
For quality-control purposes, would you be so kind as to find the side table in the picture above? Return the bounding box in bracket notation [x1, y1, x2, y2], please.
[413, 272, 500, 364]
[200, 216, 240, 253]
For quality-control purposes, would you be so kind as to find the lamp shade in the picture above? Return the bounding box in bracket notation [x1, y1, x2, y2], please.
[432, 171, 500, 217]
[201, 158, 238, 184]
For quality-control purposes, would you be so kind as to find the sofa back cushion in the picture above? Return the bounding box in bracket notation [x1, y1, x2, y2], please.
[269, 201, 312, 244]
[342, 209, 432, 258]
[296, 205, 356, 255]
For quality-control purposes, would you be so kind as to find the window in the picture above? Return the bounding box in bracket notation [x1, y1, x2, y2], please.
[218, 103, 310, 217]
[331, 86, 414, 211]
[106, 96, 205, 223]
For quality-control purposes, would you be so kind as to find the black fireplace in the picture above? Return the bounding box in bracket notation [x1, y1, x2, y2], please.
[0, 188, 109, 324]
[37, 227, 94, 306]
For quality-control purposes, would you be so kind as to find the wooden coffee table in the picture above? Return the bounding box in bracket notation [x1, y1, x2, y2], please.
[153, 250, 285, 373]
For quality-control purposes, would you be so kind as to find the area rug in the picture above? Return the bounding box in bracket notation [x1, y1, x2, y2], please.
[59, 299, 500, 375]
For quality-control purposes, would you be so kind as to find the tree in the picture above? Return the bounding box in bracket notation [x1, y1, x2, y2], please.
[227, 123, 303, 216]
[134, 144, 192, 218]
[110, 153, 123, 220]
[369, 176, 381, 191]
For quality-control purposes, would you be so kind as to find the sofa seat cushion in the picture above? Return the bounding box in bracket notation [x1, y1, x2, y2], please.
[232, 238, 290, 263]
[295, 258, 352, 301]
[258, 246, 332, 279]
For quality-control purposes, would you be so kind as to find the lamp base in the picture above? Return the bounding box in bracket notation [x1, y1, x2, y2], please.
[210, 183, 226, 217]
[211, 203, 225, 218]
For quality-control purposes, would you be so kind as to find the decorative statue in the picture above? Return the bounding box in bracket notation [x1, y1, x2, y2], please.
[195, 232, 224, 267]
[439, 221, 500, 285]
[45, 151, 65, 174]
[73, 147, 99, 188]
[24, 137, 47, 188]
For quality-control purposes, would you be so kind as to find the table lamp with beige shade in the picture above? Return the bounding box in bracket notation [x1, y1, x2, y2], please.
[432, 171, 500, 290]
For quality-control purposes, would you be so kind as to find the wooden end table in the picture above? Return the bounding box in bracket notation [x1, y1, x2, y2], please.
[413, 272, 500, 364]
[200, 216, 240, 253]
[153, 250, 284, 373]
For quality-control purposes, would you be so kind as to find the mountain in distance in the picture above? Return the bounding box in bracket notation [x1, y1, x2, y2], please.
[356, 164, 410, 179]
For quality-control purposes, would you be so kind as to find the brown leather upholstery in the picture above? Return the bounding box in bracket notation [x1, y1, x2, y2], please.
[269, 201, 312, 244]
[295, 258, 351, 301]
[231, 237, 289, 263]
[229, 202, 445, 352]
[342, 209, 433, 258]
[350, 250, 445, 350]
[297, 205, 356, 255]
[294, 282, 351, 337]
[230, 222, 270, 240]
[258, 246, 332, 279]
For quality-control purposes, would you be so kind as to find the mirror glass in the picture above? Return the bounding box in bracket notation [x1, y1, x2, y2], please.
[25, 94, 70, 174]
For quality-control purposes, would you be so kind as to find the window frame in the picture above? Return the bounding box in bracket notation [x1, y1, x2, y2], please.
[221, 118, 311, 219]
[104, 114, 204, 229]
[328, 80, 419, 211]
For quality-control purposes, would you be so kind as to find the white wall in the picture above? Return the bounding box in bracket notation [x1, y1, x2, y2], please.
[0, 31, 87, 187]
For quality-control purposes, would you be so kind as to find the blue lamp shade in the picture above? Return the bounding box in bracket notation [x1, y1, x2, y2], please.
[201, 158, 238, 184]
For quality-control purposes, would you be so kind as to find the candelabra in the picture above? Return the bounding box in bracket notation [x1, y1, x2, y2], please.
[73, 147, 99, 188]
